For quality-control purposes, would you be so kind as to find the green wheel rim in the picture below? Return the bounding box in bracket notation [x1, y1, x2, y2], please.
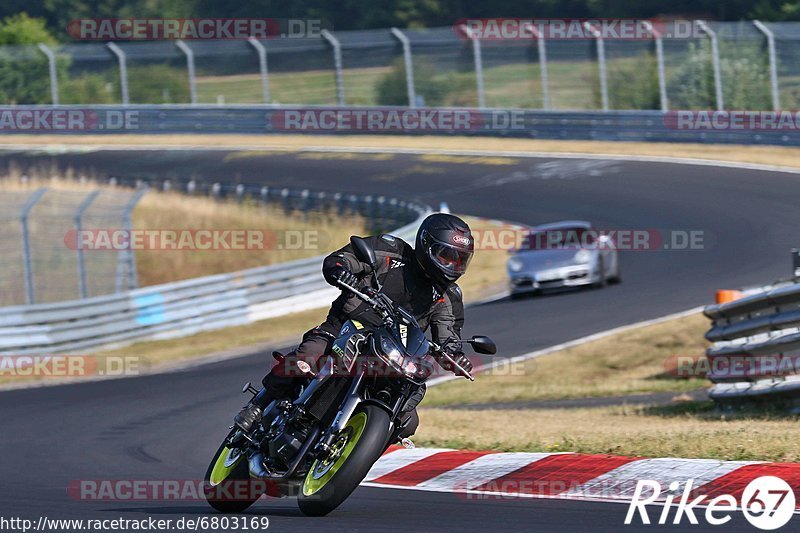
[209, 446, 242, 486]
[302, 412, 368, 496]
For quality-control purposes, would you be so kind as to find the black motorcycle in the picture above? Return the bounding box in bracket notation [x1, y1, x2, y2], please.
[204, 236, 496, 516]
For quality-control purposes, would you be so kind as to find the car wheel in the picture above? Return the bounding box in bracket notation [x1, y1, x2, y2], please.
[593, 259, 606, 289]
[608, 268, 622, 284]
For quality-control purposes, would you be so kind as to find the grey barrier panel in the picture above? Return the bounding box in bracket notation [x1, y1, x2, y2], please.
[703, 282, 800, 402]
[1, 105, 799, 146]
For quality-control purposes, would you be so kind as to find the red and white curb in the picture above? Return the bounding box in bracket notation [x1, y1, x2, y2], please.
[364, 447, 800, 508]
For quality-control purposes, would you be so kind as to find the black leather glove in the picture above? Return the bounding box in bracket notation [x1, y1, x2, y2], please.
[327, 265, 358, 289]
[438, 351, 473, 375]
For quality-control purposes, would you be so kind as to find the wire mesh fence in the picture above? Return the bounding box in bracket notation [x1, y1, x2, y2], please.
[0, 187, 143, 306]
[0, 177, 426, 307]
[0, 21, 799, 110]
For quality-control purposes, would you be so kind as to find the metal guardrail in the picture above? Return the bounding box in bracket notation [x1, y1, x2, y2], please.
[703, 281, 800, 402]
[1, 105, 798, 146]
[0, 191, 430, 355]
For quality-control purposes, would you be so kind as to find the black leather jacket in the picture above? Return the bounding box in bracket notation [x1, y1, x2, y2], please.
[322, 234, 465, 352]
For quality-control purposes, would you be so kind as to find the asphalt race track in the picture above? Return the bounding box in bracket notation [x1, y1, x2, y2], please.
[2, 146, 799, 532]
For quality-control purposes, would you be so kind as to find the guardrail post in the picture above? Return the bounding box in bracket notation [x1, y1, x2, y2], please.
[175, 40, 197, 105]
[321, 30, 345, 105]
[247, 37, 270, 104]
[36, 43, 59, 105]
[460, 25, 486, 108]
[696, 21, 724, 111]
[391, 28, 416, 108]
[525, 23, 550, 110]
[107, 42, 129, 105]
[642, 21, 668, 111]
[74, 190, 102, 299]
[754, 20, 780, 111]
[281, 188, 291, 213]
[116, 186, 148, 291]
[584, 22, 609, 111]
[20, 188, 47, 305]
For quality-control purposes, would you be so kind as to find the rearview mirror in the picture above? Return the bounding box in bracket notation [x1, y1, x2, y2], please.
[350, 236, 377, 269]
[469, 335, 497, 355]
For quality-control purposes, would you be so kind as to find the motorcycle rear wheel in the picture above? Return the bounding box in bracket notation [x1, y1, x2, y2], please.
[298, 404, 390, 516]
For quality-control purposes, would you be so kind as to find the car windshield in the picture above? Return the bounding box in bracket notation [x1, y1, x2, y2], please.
[521, 227, 595, 251]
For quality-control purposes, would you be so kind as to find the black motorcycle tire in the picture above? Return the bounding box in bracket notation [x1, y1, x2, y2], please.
[203, 430, 266, 513]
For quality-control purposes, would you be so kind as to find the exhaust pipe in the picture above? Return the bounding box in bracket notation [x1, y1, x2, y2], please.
[248, 452, 273, 480]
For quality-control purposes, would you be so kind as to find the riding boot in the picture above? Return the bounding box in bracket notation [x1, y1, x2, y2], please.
[233, 373, 298, 432]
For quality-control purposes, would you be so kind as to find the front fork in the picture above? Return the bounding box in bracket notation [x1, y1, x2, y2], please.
[313, 369, 366, 454]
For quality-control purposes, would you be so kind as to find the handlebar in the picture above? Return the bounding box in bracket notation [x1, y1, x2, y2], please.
[429, 340, 475, 381]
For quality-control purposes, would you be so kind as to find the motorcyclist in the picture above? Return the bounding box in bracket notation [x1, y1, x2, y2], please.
[234, 213, 475, 440]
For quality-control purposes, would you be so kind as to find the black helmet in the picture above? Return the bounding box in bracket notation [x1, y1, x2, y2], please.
[415, 213, 474, 288]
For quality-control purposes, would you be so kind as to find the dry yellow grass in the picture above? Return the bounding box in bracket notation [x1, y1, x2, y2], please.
[132, 191, 366, 285]
[426, 313, 711, 406]
[416, 405, 800, 461]
[456, 216, 515, 302]
[7, 134, 800, 170]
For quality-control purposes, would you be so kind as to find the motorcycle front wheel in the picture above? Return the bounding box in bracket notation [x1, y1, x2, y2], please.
[298, 404, 390, 516]
[203, 430, 265, 513]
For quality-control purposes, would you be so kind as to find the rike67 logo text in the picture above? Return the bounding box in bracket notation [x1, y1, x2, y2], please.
[626, 476, 795, 530]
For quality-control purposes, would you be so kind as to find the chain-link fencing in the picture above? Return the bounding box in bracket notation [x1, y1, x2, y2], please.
[0, 186, 144, 306]
[0, 22, 799, 111]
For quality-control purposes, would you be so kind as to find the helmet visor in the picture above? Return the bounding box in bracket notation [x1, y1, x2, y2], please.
[429, 242, 473, 277]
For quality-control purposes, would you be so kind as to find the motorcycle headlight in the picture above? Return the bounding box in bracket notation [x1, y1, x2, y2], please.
[574, 249, 592, 263]
[378, 335, 426, 379]
[508, 257, 523, 272]
[380, 336, 403, 361]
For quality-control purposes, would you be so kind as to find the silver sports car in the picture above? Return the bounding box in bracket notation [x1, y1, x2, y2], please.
[507, 220, 621, 298]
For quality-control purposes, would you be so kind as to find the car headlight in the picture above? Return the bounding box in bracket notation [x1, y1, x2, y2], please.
[508, 257, 523, 272]
[574, 250, 592, 263]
